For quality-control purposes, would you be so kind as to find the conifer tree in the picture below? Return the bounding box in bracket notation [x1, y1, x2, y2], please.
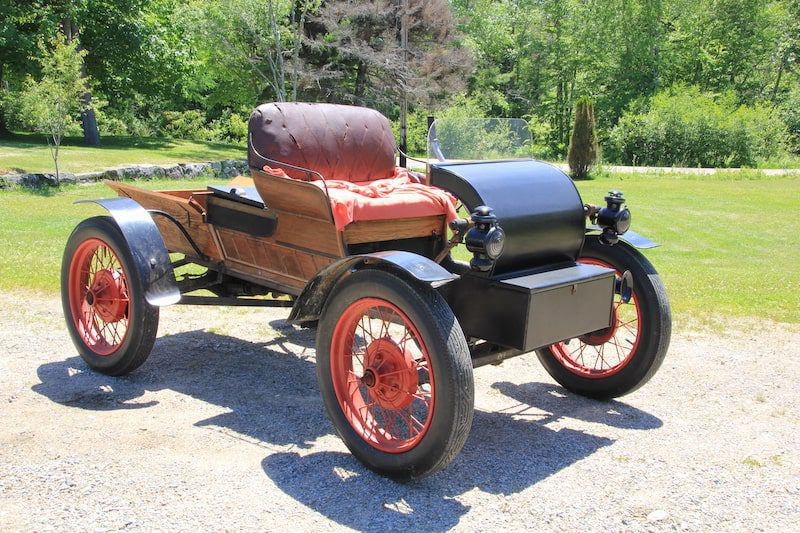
[567, 98, 598, 179]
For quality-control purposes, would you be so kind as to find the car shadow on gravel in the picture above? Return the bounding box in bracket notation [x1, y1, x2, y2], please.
[32, 327, 329, 448]
[261, 382, 662, 531]
[33, 327, 662, 531]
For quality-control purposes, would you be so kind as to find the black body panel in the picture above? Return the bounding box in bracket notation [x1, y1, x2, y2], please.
[206, 186, 277, 237]
[439, 263, 615, 352]
[208, 185, 265, 208]
[76, 197, 180, 306]
[430, 160, 585, 274]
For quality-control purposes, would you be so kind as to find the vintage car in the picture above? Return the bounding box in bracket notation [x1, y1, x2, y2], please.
[61, 102, 671, 480]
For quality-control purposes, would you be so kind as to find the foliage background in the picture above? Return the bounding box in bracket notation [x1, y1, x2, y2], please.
[0, 0, 798, 166]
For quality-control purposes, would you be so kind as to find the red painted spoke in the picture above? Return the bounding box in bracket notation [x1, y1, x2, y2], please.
[550, 259, 642, 378]
[330, 298, 435, 452]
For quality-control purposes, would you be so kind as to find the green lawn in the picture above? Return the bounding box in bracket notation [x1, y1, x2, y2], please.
[0, 134, 245, 175]
[0, 172, 797, 324]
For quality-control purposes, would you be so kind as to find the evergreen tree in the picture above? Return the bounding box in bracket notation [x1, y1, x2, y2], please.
[567, 98, 598, 179]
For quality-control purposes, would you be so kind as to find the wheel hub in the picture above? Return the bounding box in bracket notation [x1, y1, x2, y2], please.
[362, 337, 418, 410]
[88, 269, 128, 323]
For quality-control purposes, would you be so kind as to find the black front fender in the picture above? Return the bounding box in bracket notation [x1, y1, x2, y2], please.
[586, 226, 660, 249]
[77, 197, 180, 306]
[288, 251, 458, 323]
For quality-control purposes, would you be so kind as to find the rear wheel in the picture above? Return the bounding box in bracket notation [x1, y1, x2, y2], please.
[536, 236, 671, 399]
[61, 216, 159, 376]
[316, 269, 474, 481]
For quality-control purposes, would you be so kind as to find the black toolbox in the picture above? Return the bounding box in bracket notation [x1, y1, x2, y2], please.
[440, 263, 616, 352]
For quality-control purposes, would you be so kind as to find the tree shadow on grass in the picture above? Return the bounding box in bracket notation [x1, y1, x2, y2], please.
[32, 325, 661, 531]
[2, 132, 243, 153]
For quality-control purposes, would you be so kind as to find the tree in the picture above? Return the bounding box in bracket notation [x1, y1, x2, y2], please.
[60, 16, 99, 145]
[308, 0, 472, 111]
[567, 98, 598, 179]
[18, 33, 92, 182]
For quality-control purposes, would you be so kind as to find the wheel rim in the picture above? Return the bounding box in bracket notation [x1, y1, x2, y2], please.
[550, 258, 642, 378]
[67, 238, 131, 356]
[329, 298, 435, 453]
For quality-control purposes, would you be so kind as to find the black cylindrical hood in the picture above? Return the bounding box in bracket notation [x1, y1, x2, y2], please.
[430, 160, 585, 275]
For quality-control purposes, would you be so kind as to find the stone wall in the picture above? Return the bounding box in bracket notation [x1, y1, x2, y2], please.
[0, 159, 250, 189]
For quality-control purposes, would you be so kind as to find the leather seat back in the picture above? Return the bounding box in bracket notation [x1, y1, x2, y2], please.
[248, 102, 397, 182]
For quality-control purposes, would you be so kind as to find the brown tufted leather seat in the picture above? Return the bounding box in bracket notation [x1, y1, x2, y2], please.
[248, 102, 397, 182]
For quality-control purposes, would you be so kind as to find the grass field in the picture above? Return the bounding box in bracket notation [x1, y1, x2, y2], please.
[0, 134, 245, 175]
[0, 172, 797, 324]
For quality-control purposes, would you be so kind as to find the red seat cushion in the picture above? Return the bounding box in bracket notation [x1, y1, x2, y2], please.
[262, 166, 458, 231]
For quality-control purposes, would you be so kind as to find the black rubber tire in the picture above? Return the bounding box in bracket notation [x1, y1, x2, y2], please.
[316, 269, 474, 481]
[61, 216, 159, 376]
[536, 236, 671, 399]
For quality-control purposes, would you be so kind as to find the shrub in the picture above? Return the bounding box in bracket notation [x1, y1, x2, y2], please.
[779, 86, 800, 154]
[94, 107, 156, 137]
[390, 108, 434, 157]
[160, 110, 207, 139]
[198, 110, 250, 145]
[608, 86, 789, 167]
[567, 98, 598, 179]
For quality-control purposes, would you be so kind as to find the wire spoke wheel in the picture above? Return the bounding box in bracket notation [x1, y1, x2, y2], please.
[330, 298, 435, 453]
[550, 258, 641, 378]
[61, 216, 159, 376]
[316, 269, 473, 480]
[68, 238, 131, 356]
[536, 236, 671, 399]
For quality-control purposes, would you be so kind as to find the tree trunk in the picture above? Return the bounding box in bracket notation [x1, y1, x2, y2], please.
[62, 18, 100, 146]
[354, 61, 367, 99]
[291, 1, 308, 101]
[0, 63, 10, 138]
[771, 52, 787, 103]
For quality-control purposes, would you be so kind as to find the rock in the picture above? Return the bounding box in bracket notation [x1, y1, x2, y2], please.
[234, 159, 249, 174]
[57, 173, 77, 185]
[134, 165, 161, 180]
[181, 162, 210, 178]
[122, 166, 143, 180]
[221, 159, 239, 178]
[75, 171, 105, 184]
[1, 158, 243, 189]
[103, 168, 124, 181]
[162, 164, 184, 180]
[647, 510, 669, 522]
[209, 161, 223, 177]
[0, 174, 23, 189]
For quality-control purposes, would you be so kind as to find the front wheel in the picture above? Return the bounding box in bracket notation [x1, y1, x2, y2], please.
[61, 216, 159, 376]
[536, 236, 671, 399]
[316, 269, 474, 481]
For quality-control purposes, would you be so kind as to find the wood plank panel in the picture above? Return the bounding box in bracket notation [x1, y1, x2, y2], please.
[344, 215, 446, 245]
[106, 181, 222, 261]
[252, 169, 333, 221]
[271, 212, 343, 257]
[214, 227, 330, 291]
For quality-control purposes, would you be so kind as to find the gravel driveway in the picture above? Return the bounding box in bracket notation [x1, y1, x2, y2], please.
[1, 292, 798, 531]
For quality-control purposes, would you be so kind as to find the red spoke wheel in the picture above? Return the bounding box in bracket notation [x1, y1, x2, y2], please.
[67, 238, 131, 355]
[62, 216, 159, 376]
[317, 269, 473, 481]
[549, 257, 642, 379]
[536, 235, 671, 399]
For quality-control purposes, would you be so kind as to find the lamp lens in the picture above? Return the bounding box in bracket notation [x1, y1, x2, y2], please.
[485, 228, 506, 259]
[616, 208, 631, 234]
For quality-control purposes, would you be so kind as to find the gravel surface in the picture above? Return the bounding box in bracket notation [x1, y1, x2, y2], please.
[1, 292, 798, 531]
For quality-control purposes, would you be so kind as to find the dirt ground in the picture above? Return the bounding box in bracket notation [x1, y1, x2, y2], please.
[1, 292, 798, 532]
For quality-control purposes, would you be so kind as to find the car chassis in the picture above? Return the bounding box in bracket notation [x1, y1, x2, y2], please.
[61, 102, 671, 480]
